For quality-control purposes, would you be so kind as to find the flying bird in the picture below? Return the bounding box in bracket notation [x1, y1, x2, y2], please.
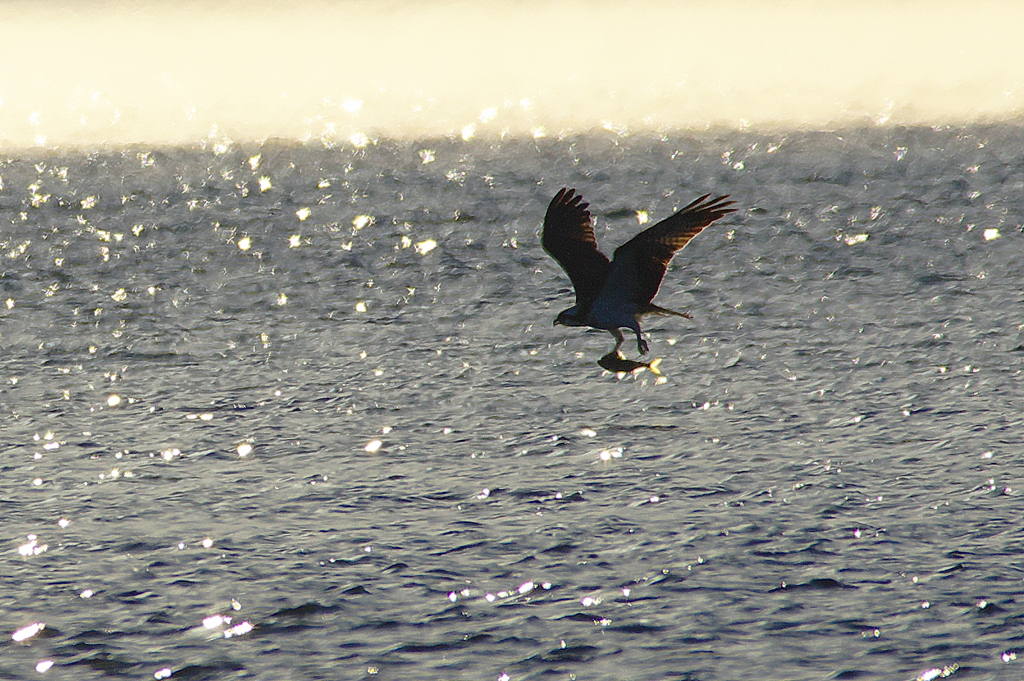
[543, 187, 735, 356]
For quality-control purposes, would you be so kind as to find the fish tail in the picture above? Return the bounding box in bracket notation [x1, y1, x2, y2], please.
[647, 358, 663, 376]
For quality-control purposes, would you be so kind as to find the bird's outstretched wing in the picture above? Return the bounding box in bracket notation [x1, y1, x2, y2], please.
[607, 194, 735, 306]
[542, 188, 611, 310]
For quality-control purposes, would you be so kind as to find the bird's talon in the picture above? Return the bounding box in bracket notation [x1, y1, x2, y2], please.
[638, 340, 649, 354]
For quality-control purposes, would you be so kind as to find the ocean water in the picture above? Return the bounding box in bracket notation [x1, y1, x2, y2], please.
[2, 123, 1024, 680]
[3, 0, 1024, 148]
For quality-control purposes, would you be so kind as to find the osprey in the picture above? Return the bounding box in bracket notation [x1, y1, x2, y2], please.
[543, 187, 735, 356]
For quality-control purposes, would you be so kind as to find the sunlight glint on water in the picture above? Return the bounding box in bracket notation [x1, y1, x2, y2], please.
[0, 1, 1022, 676]
[0, 0, 1023, 147]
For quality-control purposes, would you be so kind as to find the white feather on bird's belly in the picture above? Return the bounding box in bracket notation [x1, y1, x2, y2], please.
[588, 298, 641, 330]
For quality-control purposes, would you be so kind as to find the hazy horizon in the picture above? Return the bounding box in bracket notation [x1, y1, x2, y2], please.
[1, 0, 1022, 148]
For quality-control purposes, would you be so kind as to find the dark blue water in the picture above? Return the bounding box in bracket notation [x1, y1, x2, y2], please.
[2, 125, 1023, 680]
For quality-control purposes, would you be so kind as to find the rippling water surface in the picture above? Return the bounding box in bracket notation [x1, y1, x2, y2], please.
[3, 125, 1024, 680]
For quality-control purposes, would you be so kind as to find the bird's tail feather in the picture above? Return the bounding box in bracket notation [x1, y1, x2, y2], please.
[645, 304, 691, 318]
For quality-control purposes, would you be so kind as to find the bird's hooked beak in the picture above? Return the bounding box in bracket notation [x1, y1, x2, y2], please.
[553, 308, 576, 327]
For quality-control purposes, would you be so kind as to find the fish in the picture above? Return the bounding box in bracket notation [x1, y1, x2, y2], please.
[598, 350, 663, 376]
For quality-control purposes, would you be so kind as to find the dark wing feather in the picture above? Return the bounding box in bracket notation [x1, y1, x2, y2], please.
[542, 188, 611, 310]
[609, 194, 735, 306]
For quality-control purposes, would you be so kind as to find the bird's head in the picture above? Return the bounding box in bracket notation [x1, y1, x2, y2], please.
[553, 307, 581, 327]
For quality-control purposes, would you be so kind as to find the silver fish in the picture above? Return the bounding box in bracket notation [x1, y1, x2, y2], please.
[597, 351, 663, 376]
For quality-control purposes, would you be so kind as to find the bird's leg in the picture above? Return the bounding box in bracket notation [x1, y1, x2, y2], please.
[609, 328, 625, 353]
[631, 324, 649, 354]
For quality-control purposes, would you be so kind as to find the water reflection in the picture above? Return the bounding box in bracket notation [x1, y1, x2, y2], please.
[0, 124, 1021, 678]
[1, 1, 1022, 148]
